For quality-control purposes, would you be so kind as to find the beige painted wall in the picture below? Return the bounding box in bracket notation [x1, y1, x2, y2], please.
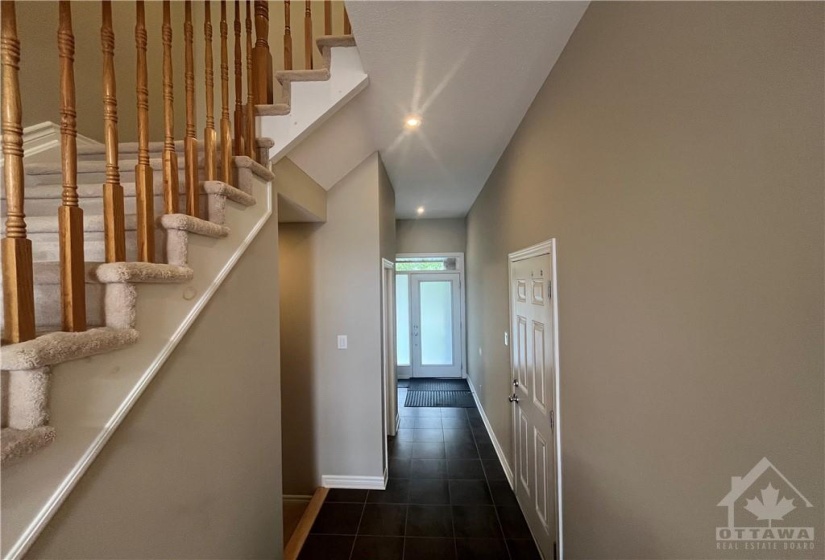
[465, 3, 824, 559]
[280, 153, 394, 495]
[28, 216, 283, 558]
[396, 218, 466, 255]
[17, 0, 187, 142]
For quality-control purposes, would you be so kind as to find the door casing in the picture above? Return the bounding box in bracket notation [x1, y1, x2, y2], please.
[396, 253, 466, 379]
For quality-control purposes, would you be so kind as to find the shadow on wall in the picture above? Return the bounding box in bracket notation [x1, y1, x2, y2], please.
[280, 222, 322, 495]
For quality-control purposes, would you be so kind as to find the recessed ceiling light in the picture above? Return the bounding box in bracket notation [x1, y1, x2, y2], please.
[417, 206, 425, 215]
[405, 115, 422, 129]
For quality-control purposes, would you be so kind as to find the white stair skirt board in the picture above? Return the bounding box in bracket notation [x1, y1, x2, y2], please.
[260, 46, 368, 164]
[466, 375, 515, 489]
[0, 171, 273, 560]
[322, 470, 388, 491]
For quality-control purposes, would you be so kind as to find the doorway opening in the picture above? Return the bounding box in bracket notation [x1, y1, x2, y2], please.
[394, 253, 466, 380]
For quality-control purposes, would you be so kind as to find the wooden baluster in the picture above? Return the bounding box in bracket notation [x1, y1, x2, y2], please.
[184, 0, 199, 215]
[344, 6, 351, 34]
[57, 0, 86, 331]
[233, 0, 244, 156]
[203, 1, 217, 181]
[304, 0, 312, 69]
[1, 0, 35, 343]
[245, 0, 255, 159]
[101, 0, 125, 263]
[135, 0, 155, 260]
[253, 0, 273, 103]
[162, 0, 179, 214]
[282, 0, 292, 71]
[324, 0, 331, 36]
[219, 0, 232, 183]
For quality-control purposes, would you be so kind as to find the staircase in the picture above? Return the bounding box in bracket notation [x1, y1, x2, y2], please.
[1, 1, 363, 557]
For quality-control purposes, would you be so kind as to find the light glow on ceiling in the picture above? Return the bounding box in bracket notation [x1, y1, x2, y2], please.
[417, 206, 425, 215]
[404, 115, 422, 129]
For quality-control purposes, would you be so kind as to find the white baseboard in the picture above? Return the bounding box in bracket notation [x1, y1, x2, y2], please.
[466, 375, 515, 488]
[321, 474, 387, 490]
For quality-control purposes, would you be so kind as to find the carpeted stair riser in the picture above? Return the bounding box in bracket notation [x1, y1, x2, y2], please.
[0, 263, 106, 334]
[2, 190, 205, 220]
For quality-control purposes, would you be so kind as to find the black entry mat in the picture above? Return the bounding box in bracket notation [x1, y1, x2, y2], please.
[408, 378, 470, 392]
[405, 390, 475, 408]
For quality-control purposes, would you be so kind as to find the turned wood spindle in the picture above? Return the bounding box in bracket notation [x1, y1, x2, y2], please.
[219, 0, 232, 184]
[253, 0, 273, 103]
[135, 0, 155, 261]
[344, 6, 351, 34]
[101, 0, 125, 263]
[324, 0, 331, 36]
[245, 0, 255, 160]
[204, 0, 217, 181]
[282, 0, 292, 72]
[233, 0, 244, 156]
[1, 0, 36, 343]
[58, 0, 87, 331]
[304, 0, 312, 70]
[184, 0, 199, 215]
[162, 0, 179, 214]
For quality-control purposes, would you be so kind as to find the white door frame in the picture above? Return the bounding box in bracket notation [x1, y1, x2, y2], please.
[381, 259, 398, 443]
[508, 239, 563, 559]
[395, 253, 466, 379]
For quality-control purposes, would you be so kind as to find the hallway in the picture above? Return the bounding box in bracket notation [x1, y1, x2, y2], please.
[298, 381, 541, 559]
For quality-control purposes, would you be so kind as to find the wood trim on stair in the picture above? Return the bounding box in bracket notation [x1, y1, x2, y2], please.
[284, 487, 329, 560]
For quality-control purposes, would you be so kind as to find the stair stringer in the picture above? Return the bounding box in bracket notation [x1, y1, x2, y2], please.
[0, 164, 273, 560]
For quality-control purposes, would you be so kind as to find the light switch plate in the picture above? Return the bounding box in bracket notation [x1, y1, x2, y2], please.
[337, 335, 347, 350]
[504, 332, 509, 346]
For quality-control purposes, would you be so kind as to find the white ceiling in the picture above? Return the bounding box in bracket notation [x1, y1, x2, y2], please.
[346, 1, 589, 218]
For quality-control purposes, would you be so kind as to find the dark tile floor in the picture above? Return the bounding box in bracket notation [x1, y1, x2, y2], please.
[298, 384, 541, 560]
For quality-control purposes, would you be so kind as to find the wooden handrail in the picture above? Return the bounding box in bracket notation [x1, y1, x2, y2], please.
[245, 0, 255, 159]
[58, 0, 86, 331]
[135, 0, 155, 261]
[324, 0, 331, 36]
[204, 0, 217, 181]
[219, 0, 232, 184]
[162, 0, 179, 214]
[233, 0, 244, 156]
[282, 0, 292, 71]
[101, 0, 125, 263]
[304, 0, 312, 70]
[1, 0, 36, 343]
[253, 0, 273, 103]
[344, 6, 351, 34]
[184, 0, 199, 216]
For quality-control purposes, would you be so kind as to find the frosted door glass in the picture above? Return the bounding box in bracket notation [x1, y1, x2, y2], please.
[420, 281, 453, 365]
[396, 275, 411, 366]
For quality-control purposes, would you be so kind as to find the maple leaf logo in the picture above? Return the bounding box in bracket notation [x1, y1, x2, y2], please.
[744, 483, 796, 527]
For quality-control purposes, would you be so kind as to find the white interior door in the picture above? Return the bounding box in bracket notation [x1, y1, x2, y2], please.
[510, 243, 560, 560]
[408, 273, 462, 378]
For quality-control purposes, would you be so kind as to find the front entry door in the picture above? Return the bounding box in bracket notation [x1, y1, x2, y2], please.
[408, 273, 461, 378]
[509, 242, 560, 560]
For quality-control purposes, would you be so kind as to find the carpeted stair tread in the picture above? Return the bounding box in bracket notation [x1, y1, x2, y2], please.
[235, 155, 275, 181]
[95, 262, 194, 284]
[204, 180, 256, 206]
[1, 427, 56, 465]
[405, 390, 475, 408]
[160, 213, 229, 238]
[1, 327, 139, 370]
